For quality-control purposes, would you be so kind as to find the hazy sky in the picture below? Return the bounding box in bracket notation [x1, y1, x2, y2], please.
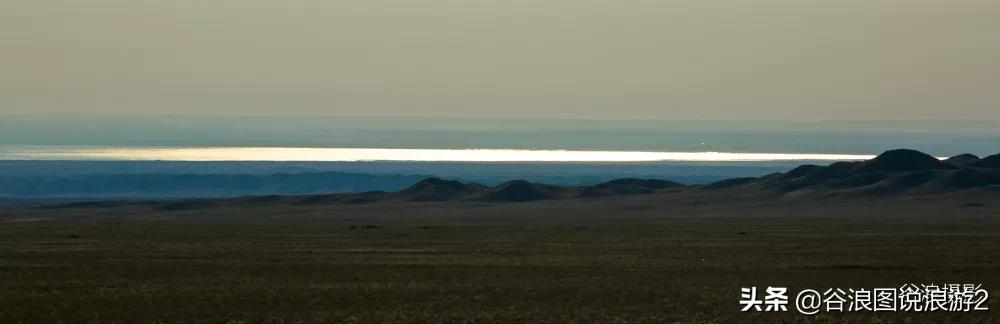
[3, 0, 998, 121]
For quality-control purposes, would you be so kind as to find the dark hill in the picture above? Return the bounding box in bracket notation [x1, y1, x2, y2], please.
[976, 154, 1000, 169]
[30, 149, 999, 208]
[483, 180, 562, 202]
[597, 178, 682, 190]
[781, 165, 822, 179]
[0, 171, 428, 198]
[755, 149, 1000, 196]
[704, 177, 757, 189]
[852, 149, 952, 173]
[398, 178, 486, 201]
[945, 168, 1000, 189]
[580, 178, 683, 197]
[944, 154, 981, 167]
[805, 161, 861, 180]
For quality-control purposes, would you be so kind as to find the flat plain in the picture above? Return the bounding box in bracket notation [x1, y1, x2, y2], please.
[2, 189, 999, 323]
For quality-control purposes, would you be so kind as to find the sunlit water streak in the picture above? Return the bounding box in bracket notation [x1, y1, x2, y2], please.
[0, 146, 891, 162]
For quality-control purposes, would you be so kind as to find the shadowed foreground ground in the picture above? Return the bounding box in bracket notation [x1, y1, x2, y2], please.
[1, 192, 999, 323]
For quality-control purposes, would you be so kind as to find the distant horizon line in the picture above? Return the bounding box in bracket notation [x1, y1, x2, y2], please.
[1, 112, 997, 124]
[0, 146, 932, 163]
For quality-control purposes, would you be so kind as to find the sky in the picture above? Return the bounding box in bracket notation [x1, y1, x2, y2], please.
[2, 0, 999, 122]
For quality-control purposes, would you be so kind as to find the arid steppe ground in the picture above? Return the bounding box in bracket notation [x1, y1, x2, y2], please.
[2, 189, 999, 323]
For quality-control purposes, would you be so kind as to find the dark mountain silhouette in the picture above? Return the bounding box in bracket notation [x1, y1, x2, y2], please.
[0, 172, 429, 198]
[760, 149, 951, 191]
[944, 154, 981, 167]
[396, 145, 980, 202]
[580, 178, 684, 197]
[705, 177, 757, 189]
[781, 165, 823, 179]
[483, 180, 565, 202]
[714, 149, 1000, 196]
[598, 178, 682, 190]
[397, 178, 487, 201]
[25, 149, 1000, 209]
[852, 149, 953, 173]
[945, 168, 1000, 189]
[803, 161, 860, 180]
[976, 154, 1000, 169]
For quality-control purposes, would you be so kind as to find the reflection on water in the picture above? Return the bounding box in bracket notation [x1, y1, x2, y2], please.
[0, 146, 883, 162]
